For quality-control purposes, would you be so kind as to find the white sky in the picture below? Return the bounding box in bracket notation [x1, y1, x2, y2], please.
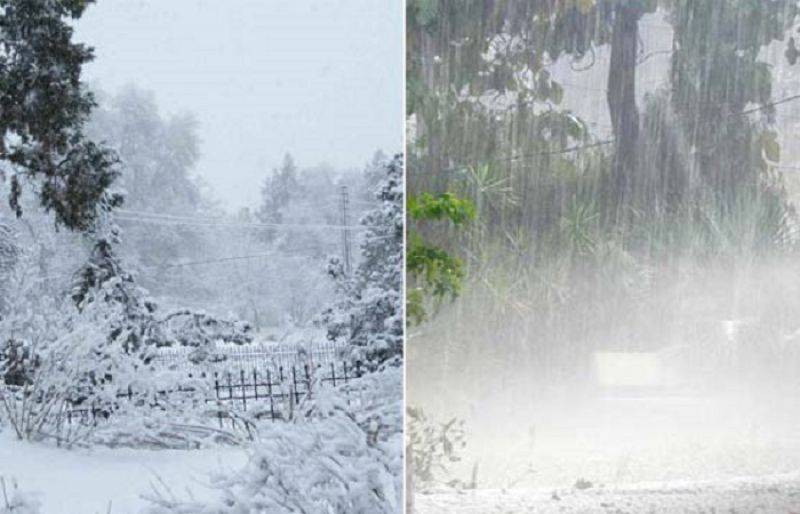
[75, 0, 403, 211]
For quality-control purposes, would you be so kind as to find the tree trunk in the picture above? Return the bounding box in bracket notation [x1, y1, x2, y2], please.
[607, 3, 642, 215]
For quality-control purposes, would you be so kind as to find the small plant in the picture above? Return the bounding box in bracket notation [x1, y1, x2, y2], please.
[406, 406, 467, 488]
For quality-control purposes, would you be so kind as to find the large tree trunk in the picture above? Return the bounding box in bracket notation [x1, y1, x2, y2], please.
[606, 3, 642, 215]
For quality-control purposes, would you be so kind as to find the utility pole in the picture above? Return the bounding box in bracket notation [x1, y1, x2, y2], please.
[339, 185, 352, 275]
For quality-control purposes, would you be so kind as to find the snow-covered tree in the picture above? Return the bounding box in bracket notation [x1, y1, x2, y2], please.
[0, 242, 133, 445]
[0, 0, 119, 231]
[88, 86, 203, 215]
[71, 195, 161, 355]
[71, 196, 251, 360]
[319, 154, 403, 364]
[86, 86, 213, 300]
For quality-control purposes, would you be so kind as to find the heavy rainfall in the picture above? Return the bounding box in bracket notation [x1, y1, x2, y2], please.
[407, 1, 800, 511]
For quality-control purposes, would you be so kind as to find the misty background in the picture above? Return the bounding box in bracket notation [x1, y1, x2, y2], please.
[0, 0, 403, 339]
[76, 0, 402, 210]
[1, 0, 403, 335]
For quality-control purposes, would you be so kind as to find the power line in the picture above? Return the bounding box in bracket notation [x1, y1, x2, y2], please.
[115, 208, 387, 229]
[113, 213, 376, 232]
[150, 253, 278, 271]
[737, 93, 800, 117]
[35, 244, 345, 283]
[484, 139, 615, 166]
[438, 91, 800, 173]
[35, 252, 278, 283]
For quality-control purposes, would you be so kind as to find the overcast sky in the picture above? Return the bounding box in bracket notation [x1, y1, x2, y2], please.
[76, 0, 402, 211]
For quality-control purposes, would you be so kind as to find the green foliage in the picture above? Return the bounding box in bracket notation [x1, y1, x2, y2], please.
[560, 199, 599, 257]
[406, 192, 474, 325]
[408, 192, 475, 225]
[406, 234, 464, 325]
[407, 1, 800, 383]
[0, 0, 119, 231]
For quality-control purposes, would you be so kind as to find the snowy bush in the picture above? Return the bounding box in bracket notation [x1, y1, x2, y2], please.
[0, 293, 131, 446]
[0, 478, 41, 514]
[157, 310, 252, 363]
[144, 367, 403, 514]
[0, 249, 221, 448]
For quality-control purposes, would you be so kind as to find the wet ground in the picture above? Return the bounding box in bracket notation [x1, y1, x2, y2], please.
[417, 473, 800, 513]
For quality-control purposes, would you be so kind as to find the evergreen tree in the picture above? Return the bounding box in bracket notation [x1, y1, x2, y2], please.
[71, 196, 252, 362]
[71, 194, 161, 356]
[0, 0, 119, 231]
[362, 150, 388, 202]
[319, 155, 403, 364]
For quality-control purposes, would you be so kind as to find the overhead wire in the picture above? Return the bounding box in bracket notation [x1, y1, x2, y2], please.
[436, 91, 800, 173]
[113, 211, 379, 231]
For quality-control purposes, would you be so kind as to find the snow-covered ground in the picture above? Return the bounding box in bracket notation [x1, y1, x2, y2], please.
[0, 429, 247, 514]
[416, 472, 800, 513]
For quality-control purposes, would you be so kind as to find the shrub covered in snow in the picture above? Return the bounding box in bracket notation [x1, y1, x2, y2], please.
[144, 366, 403, 513]
[0, 250, 230, 448]
[0, 198, 256, 448]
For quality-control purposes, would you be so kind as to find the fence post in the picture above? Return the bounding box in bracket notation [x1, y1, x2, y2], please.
[214, 372, 221, 429]
[267, 369, 275, 421]
[304, 364, 311, 399]
[330, 362, 336, 387]
[240, 369, 247, 411]
[225, 372, 233, 429]
[253, 368, 259, 402]
[292, 366, 299, 404]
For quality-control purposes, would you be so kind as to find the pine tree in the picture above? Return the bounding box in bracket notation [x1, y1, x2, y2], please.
[319, 155, 403, 364]
[0, 0, 119, 231]
[71, 195, 252, 359]
[71, 194, 161, 356]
